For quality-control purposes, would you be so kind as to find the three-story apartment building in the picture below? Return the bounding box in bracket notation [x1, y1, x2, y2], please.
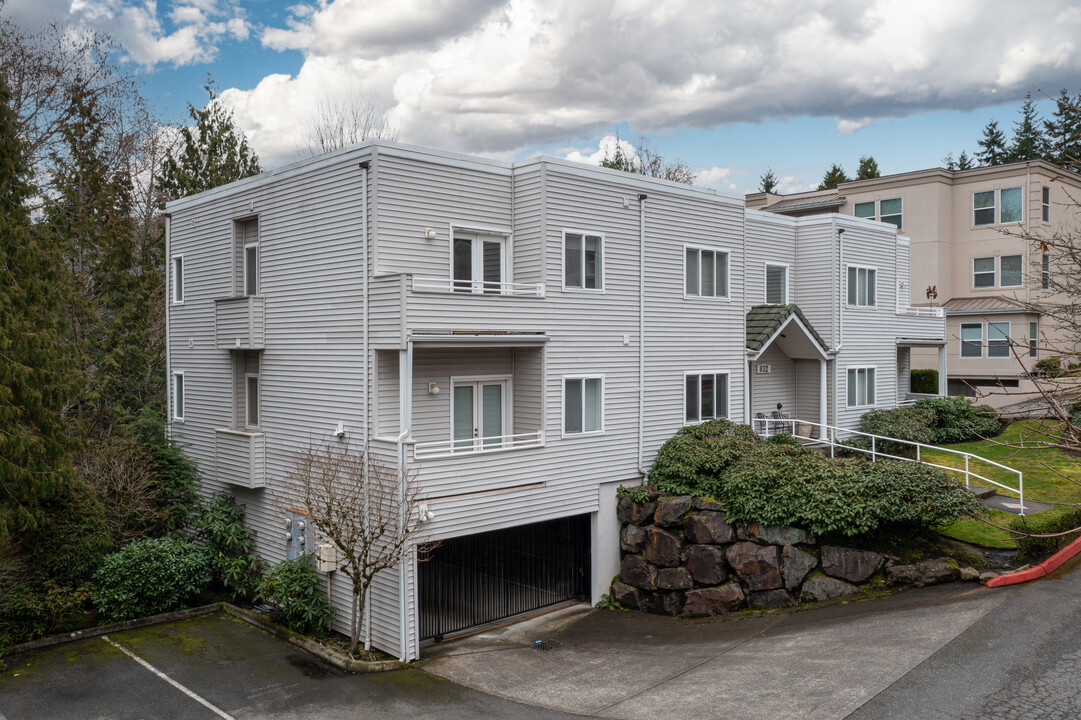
[166, 141, 943, 660]
[748, 159, 1081, 405]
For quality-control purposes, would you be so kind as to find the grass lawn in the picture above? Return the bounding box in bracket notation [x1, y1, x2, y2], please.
[927, 421, 1081, 548]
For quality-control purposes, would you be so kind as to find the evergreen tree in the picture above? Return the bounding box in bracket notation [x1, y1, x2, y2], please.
[957, 150, 974, 170]
[1043, 89, 1081, 171]
[599, 132, 693, 184]
[599, 134, 636, 174]
[158, 79, 261, 201]
[0, 78, 81, 546]
[943, 152, 957, 171]
[975, 120, 1008, 166]
[817, 163, 850, 190]
[856, 155, 880, 180]
[1005, 93, 1048, 163]
[759, 167, 778, 193]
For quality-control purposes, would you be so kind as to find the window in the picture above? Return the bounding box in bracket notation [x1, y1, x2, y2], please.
[973, 190, 996, 226]
[453, 233, 504, 294]
[987, 322, 1010, 358]
[999, 186, 1023, 223]
[1000, 254, 1023, 287]
[244, 243, 259, 296]
[685, 372, 729, 423]
[846, 265, 877, 307]
[961, 323, 983, 358]
[1043, 186, 1050, 222]
[879, 197, 902, 229]
[973, 257, 996, 288]
[172, 256, 184, 303]
[1042, 253, 1050, 290]
[173, 372, 185, 421]
[245, 374, 259, 428]
[1030, 321, 1038, 358]
[563, 376, 603, 435]
[685, 247, 729, 299]
[854, 201, 875, 219]
[846, 367, 876, 408]
[564, 232, 603, 290]
[765, 264, 788, 304]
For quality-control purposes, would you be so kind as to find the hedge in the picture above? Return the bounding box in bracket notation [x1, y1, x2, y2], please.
[910, 369, 939, 394]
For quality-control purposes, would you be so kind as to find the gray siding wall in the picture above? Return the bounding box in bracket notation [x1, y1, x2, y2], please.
[749, 345, 798, 418]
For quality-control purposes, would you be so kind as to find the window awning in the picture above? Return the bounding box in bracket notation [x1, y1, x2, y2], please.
[745, 304, 830, 360]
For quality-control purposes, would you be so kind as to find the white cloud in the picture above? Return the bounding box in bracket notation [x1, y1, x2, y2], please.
[695, 166, 733, 188]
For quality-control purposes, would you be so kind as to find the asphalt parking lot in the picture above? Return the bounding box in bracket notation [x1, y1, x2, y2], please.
[0, 611, 570, 720]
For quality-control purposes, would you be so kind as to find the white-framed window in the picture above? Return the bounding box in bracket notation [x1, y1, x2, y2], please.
[245, 373, 260, 428]
[987, 321, 1011, 358]
[684, 246, 729, 299]
[846, 367, 876, 408]
[172, 371, 185, 421]
[973, 257, 996, 288]
[562, 376, 604, 436]
[1042, 253, 1051, 290]
[973, 187, 1023, 226]
[452, 232, 506, 294]
[1030, 321, 1038, 358]
[1000, 254, 1023, 287]
[973, 190, 996, 226]
[684, 372, 730, 424]
[172, 255, 184, 304]
[1043, 186, 1051, 222]
[451, 376, 511, 452]
[854, 201, 875, 220]
[244, 242, 259, 296]
[563, 231, 603, 291]
[846, 265, 877, 307]
[961, 323, 983, 358]
[765, 263, 788, 305]
[880, 197, 902, 229]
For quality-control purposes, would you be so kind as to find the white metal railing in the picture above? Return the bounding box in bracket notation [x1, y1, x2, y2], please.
[896, 305, 945, 318]
[412, 430, 544, 459]
[757, 417, 1025, 514]
[412, 276, 546, 298]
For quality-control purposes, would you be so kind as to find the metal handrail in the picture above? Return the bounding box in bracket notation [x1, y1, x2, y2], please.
[412, 276, 546, 297]
[412, 430, 545, 459]
[760, 417, 1025, 514]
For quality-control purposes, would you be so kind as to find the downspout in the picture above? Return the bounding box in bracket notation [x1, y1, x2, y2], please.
[637, 193, 648, 478]
[834, 224, 845, 434]
[395, 338, 413, 661]
[358, 160, 372, 652]
[164, 214, 172, 438]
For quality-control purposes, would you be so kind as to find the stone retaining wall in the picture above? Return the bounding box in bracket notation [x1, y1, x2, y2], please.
[611, 492, 980, 617]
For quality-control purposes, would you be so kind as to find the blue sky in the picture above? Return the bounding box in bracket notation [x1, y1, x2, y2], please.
[5, 0, 1079, 194]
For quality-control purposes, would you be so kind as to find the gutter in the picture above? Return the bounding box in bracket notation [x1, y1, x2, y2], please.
[637, 193, 648, 478]
[395, 338, 413, 661]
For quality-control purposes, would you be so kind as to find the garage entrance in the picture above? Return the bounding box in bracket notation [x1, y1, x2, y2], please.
[418, 515, 591, 642]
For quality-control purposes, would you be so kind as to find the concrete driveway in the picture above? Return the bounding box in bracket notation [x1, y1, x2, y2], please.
[423, 582, 1013, 720]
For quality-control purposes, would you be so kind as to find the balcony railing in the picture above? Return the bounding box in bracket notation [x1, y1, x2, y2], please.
[412, 276, 545, 298]
[896, 305, 945, 318]
[412, 430, 545, 459]
[215, 428, 266, 488]
[215, 295, 266, 350]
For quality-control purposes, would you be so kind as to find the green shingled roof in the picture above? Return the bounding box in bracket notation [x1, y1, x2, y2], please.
[745, 304, 829, 353]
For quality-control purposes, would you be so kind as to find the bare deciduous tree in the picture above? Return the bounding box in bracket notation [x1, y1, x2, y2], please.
[600, 132, 694, 184]
[77, 441, 158, 542]
[282, 440, 432, 654]
[298, 89, 400, 158]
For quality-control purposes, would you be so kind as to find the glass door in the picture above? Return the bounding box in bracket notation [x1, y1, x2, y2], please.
[452, 233, 505, 294]
[452, 380, 508, 451]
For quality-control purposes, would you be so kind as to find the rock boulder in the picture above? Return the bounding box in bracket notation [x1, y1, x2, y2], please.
[620, 555, 656, 590]
[726, 542, 783, 591]
[686, 544, 728, 585]
[821, 546, 883, 583]
[654, 496, 692, 527]
[682, 583, 745, 617]
[800, 575, 858, 603]
[684, 511, 735, 545]
[644, 526, 683, 568]
[781, 545, 817, 590]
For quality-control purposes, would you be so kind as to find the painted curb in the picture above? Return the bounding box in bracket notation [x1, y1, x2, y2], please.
[984, 535, 1081, 587]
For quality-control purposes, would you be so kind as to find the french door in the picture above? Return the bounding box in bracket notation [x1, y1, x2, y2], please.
[453, 233, 505, 294]
[452, 379, 509, 452]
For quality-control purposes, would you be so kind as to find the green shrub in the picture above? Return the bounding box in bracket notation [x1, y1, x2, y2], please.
[913, 396, 1000, 443]
[126, 409, 201, 534]
[649, 419, 761, 497]
[259, 557, 335, 635]
[195, 494, 264, 602]
[0, 559, 93, 652]
[1035, 355, 1067, 378]
[910, 369, 939, 394]
[94, 537, 211, 622]
[858, 405, 936, 457]
[1010, 507, 1081, 564]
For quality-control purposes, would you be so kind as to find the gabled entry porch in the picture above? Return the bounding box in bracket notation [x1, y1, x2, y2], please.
[744, 304, 831, 438]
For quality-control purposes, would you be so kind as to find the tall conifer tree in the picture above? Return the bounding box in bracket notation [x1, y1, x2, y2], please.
[975, 120, 1008, 166]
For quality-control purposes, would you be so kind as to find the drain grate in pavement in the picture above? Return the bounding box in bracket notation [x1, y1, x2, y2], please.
[532, 639, 562, 652]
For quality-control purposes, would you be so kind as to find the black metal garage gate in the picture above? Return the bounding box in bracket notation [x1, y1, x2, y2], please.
[418, 515, 591, 642]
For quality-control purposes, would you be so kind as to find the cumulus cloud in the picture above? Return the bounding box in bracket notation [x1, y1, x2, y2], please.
[6, 0, 249, 67]
[211, 0, 1081, 167]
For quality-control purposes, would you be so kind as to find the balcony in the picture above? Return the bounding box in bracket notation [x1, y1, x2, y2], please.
[896, 305, 945, 318]
[215, 428, 266, 489]
[412, 276, 545, 298]
[413, 430, 545, 459]
[215, 296, 265, 350]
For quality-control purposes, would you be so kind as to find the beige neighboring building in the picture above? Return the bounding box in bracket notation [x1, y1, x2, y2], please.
[747, 160, 1081, 408]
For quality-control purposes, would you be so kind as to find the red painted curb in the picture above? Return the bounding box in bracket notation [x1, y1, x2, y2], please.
[984, 534, 1081, 587]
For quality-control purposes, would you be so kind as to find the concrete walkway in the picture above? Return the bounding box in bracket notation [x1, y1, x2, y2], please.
[423, 582, 1013, 720]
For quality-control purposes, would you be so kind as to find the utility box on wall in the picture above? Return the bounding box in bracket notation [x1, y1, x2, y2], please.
[315, 543, 338, 573]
